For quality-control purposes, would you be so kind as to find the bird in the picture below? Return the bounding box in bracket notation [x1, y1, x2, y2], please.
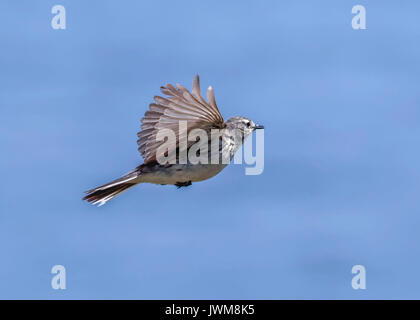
[83, 75, 264, 206]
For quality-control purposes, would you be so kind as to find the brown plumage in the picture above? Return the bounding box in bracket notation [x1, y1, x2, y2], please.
[83, 75, 263, 206]
[137, 75, 226, 163]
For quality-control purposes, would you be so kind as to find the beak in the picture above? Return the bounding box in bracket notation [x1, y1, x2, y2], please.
[254, 124, 264, 130]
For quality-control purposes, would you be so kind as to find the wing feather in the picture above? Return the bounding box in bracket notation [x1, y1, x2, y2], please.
[136, 75, 225, 163]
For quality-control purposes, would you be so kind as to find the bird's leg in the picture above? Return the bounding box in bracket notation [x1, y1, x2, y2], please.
[175, 181, 192, 188]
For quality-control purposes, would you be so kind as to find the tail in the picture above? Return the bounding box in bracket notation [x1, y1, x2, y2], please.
[83, 171, 139, 206]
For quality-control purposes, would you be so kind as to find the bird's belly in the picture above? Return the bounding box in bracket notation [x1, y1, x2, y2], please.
[139, 163, 227, 185]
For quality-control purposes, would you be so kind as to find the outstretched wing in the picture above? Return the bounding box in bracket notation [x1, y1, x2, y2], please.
[137, 75, 225, 163]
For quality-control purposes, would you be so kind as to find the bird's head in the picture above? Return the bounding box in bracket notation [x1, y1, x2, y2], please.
[225, 116, 264, 138]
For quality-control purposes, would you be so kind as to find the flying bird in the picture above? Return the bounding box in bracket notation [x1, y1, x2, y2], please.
[83, 75, 263, 206]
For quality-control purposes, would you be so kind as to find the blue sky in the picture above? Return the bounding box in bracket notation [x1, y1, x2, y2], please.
[1, 0, 420, 299]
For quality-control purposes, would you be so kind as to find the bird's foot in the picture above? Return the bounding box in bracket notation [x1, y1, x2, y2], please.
[175, 181, 192, 188]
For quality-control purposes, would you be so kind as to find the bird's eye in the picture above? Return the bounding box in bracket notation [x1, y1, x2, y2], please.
[246, 122, 251, 127]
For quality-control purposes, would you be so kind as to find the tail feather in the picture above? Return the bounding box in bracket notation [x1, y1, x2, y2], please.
[83, 172, 138, 206]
